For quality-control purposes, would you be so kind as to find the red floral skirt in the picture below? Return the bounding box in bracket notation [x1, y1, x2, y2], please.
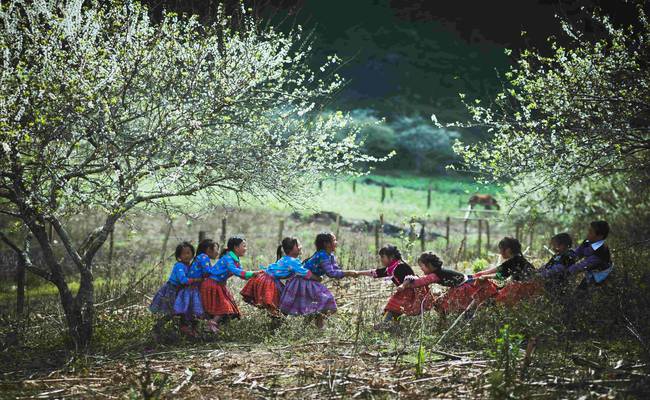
[435, 279, 499, 314]
[200, 279, 241, 318]
[495, 280, 543, 306]
[384, 286, 433, 316]
[240, 272, 283, 316]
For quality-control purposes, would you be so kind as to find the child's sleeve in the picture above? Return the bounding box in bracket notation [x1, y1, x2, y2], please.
[567, 254, 605, 274]
[225, 258, 254, 279]
[289, 259, 313, 279]
[172, 263, 190, 285]
[540, 257, 566, 278]
[321, 255, 345, 279]
[573, 242, 587, 258]
[410, 273, 440, 288]
[373, 267, 388, 278]
[495, 262, 510, 280]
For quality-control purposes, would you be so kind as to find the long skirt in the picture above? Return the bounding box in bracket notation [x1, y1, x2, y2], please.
[279, 276, 337, 315]
[240, 272, 284, 316]
[384, 286, 433, 316]
[174, 284, 205, 319]
[435, 280, 499, 314]
[200, 279, 241, 318]
[149, 282, 179, 316]
[495, 280, 543, 306]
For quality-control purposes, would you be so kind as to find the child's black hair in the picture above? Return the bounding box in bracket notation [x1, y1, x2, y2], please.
[551, 233, 573, 248]
[175, 241, 195, 261]
[378, 244, 402, 261]
[219, 236, 245, 258]
[417, 251, 443, 270]
[277, 236, 299, 260]
[197, 238, 217, 256]
[314, 232, 335, 251]
[498, 237, 522, 255]
[590, 220, 610, 239]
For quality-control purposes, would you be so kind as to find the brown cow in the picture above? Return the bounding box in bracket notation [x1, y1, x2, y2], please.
[468, 194, 500, 210]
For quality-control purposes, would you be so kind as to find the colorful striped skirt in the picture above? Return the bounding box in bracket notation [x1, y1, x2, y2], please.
[279, 276, 337, 316]
[200, 279, 241, 318]
[240, 272, 284, 316]
[174, 284, 205, 319]
[149, 282, 179, 316]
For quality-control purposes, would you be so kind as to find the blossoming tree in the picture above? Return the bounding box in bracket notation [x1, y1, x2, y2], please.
[0, 0, 378, 346]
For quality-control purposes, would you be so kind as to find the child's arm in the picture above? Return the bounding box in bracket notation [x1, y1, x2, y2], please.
[397, 274, 439, 291]
[473, 267, 497, 277]
[288, 259, 321, 281]
[567, 254, 606, 275]
[225, 258, 256, 280]
[320, 256, 347, 279]
[172, 263, 191, 285]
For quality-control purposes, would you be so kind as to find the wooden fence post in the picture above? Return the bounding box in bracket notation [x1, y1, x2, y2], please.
[486, 220, 491, 253]
[278, 220, 285, 243]
[374, 223, 380, 254]
[220, 218, 227, 245]
[529, 224, 535, 253]
[462, 219, 468, 259]
[335, 215, 341, 238]
[427, 187, 432, 209]
[477, 219, 483, 257]
[352, 180, 356, 193]
[199, 230, 207, 243]
[420, 222, 426, 252]
[48, 222, 54, 244]
[381, 184, 386, 203]
[318, 180, 323, 191]
[445, 216, 451, 251]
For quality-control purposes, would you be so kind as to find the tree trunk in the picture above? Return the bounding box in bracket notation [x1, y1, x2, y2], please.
[16, 256, 25, 317]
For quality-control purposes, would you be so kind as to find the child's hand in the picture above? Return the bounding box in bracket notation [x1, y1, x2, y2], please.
[310, 274, 322, 282]
[345, 271, 358, 278]
[396, 283, 407, 292]
[254, 270, 264, 276]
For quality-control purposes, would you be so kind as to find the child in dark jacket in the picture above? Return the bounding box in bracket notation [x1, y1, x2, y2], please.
[568, 221, 613, 290]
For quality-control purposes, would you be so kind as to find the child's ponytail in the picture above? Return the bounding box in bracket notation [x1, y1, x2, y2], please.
[276, 245, 284, 261]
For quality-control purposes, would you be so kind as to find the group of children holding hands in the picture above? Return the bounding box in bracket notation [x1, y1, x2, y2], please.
[149, 220, 613, 336]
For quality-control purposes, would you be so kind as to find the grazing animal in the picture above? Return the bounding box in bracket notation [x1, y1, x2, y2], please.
[468, 194, 500, 210]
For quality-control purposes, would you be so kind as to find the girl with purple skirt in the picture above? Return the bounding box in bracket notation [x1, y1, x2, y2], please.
[149, 242, 202, 338]
[279, 232, 356, 328]
[173, 239, 218, 335]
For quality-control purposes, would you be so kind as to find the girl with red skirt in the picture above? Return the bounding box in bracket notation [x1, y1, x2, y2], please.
[201, 236, 261, 333]
[398, 252, 498, 317]
[357, 244, 430, 330]
[473, 237, 542, 306]
[240, 236, 320, 320]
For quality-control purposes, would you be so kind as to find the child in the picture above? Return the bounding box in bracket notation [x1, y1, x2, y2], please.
[474, 237, 541, 306]
[279, 232, 356, 329]
[538, 233, 577, 294]
[355, 244, 428, 330]
[241, 236, 320, 319]
[200, 236, 260, 333]
[173, 239, 218, 336]
[150, 242, 202, 337]
[398, 252, 498, 316]
[568, 221, 613, 290]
